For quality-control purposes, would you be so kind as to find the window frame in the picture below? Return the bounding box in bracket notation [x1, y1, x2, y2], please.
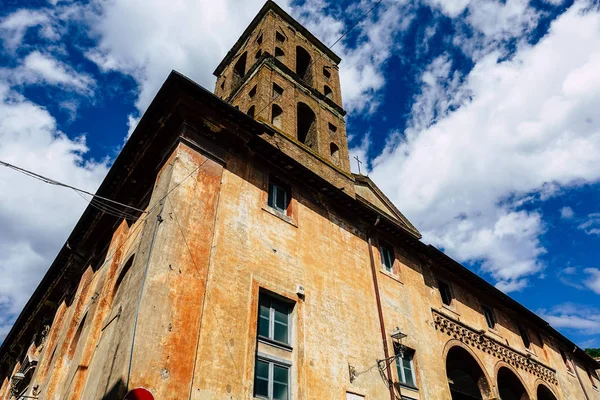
[517, 324, 531, 349]
[482, 305, 496, 330]
[254, 356, 291, 400]
[394, 343, 417, 389]
[379, 242, 395, 273]
[258, 294, 292, 346]
[560, 349, 574, 373]
[437, 280, 453, 307]
[267, 178, 291, 215]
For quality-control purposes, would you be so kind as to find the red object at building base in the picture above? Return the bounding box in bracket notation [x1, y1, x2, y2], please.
[124, 388, 154, 400]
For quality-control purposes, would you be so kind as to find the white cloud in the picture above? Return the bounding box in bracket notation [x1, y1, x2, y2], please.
[427, 0, 541, 59]
[369, 1, 600, 291]
[83, 0, 296, 115]
[300, 0, 414, 114]
[560, 206, 574, 219]
[125, 114, 139, 142]
[427, 0, 471, 18]
[348, 132, 371, 174]
[82, 0, 412, 117]
[4, 51, 95, 94]
[539, 303, 600, 335]
[557, 266, 585, 289]
[0, 84, 108, 341]
[578, 213, 600, 235]
[583, 268, 600, 294]
[0, 9, 53, 51]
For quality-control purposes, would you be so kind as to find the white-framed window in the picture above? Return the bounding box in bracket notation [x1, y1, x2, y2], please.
[380, 243, 394, 273]
[258, 294, 291, 345]
[268, 178, 290, 215]
[394, 343, 417, 388]
[254, 357, 290, 400]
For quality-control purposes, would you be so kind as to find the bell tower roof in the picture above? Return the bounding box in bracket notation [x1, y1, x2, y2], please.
[213, 1, 341, 77]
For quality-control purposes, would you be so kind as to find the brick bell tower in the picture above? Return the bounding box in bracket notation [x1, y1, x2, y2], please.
[213, 0, 350, 173]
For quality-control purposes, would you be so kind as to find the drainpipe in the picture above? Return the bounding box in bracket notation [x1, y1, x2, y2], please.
[366, 216, 395, 400]
[572, 347, 591, 400]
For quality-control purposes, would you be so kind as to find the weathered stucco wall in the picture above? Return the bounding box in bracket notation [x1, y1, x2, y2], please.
[1, 3, 599, 399]
[2, 139, 599, 400]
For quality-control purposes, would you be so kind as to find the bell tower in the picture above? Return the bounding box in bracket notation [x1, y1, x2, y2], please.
[213, 0, 350, 173]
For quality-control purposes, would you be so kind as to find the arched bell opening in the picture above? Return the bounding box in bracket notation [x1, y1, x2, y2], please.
[296, 102, 317, 149]
[296, 46, 312, 85]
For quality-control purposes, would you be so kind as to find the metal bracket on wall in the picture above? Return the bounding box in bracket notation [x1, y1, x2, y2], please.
[349, 364, 357, 383]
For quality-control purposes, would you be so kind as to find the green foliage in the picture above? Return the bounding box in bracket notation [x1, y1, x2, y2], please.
[585, 348, 600, 358]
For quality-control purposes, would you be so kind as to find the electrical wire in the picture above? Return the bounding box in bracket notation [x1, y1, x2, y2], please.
[75, 191, 142, 221]
[0, 159, 147, 214]
[253, 0, 384, 118]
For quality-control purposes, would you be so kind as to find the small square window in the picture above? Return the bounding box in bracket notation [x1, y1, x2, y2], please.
[379, 243, 394, 273]
[276, 31, 286, 43]
[517, 324, 531, 349]
[257, 33, 263, 45]
[268, 178, 291, 215]
[438, 280, 453, 306]
[254, 358, 290, 400]
[482, 306, 496, 329]
[323, 66, 331, 79]
[394, 343, 416, 388]
[258, 294, 292, 345]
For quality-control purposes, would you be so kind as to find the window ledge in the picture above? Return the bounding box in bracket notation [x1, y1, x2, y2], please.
[524, 347, 536, 357]
[262, 206, 297, 227]
[258, 336, 293, 352]
[397, 382, 419, 391]
[566, 370, 577, 378]
[487, 328, 502, 338]
[379, 269, 403, 284]
[441, 304, 460, 317]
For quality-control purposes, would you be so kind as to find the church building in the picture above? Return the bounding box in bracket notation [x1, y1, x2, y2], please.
[0, 1, 598, 399]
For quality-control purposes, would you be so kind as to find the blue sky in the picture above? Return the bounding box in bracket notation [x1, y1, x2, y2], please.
[0, 0, 599, 348]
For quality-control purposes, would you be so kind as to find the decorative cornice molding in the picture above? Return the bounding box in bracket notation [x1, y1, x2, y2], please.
[433, 309, 558, 386]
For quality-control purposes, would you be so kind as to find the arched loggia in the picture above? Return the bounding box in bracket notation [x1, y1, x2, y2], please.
[446, 346, 493, 399]
[497, 367, 530, 400]
[536, 384, 558, 400]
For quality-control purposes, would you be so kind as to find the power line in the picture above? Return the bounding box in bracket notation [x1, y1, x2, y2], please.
[0, 159, 147, 214]
[254, 0, 384, 118]
[74, 191, 142, 220]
